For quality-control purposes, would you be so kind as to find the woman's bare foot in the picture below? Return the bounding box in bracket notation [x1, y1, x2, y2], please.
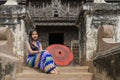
[56, 67, 60, 73]
[50, 69, 58, 74]
[50, 70, 56, 74]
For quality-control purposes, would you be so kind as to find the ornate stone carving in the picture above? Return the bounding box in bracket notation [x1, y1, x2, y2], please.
[52, 0, 61, 17]
[28, 1, 80, 18]
[4, 0, 18, 5]
[94, 0, 106, 3]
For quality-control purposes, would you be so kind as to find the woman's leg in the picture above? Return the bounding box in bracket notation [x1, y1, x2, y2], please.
[41, 51, 59, 74]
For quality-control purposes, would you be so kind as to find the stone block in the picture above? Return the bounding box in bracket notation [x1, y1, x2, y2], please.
[97, 25, 120, 53]
[0, 52, 22, 80]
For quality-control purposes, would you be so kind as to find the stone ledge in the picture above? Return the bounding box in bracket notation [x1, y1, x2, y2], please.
[0, 5, 26, 14]
[83, 3, 120, 10]
[93, 45, 120, 59]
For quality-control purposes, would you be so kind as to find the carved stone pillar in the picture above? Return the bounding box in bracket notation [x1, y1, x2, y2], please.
[86, 15, 97, 61]
[115, 16, 120, 42]
[13, 19, 26, 62]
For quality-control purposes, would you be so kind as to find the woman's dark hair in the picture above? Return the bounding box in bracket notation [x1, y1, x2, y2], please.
[28, 29, 39, 50]
[29, 29, 38, 42]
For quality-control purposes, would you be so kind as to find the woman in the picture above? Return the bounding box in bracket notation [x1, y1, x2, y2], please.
[26, 29, 59, 74]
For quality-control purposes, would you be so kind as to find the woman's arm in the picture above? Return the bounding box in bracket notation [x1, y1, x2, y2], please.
[26, 41, 39, 54]
[39, 43, 43, 52]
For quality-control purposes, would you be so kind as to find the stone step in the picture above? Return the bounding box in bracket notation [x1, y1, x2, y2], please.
[59, 66, 89, 72]
[16, 72, 93, 80]
[23, 66, 89, 73]
[0, 40, 7, 45]
[16, 66, 93, 80]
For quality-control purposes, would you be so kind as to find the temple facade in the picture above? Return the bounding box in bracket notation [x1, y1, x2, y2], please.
[1, 0, 120, 80]
[0, 0, 120, 65]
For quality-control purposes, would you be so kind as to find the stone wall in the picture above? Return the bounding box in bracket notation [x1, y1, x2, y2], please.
[85, 13, 120, 60]
[82, 3, 120, 61]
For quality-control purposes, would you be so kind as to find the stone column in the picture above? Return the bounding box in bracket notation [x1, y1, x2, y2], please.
[115, 16, 120, 42]
[86, 15, 97, 61]
[13, 19, 26, 62]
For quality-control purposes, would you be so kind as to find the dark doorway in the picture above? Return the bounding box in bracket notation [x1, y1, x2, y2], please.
[49, 33, 64, 45]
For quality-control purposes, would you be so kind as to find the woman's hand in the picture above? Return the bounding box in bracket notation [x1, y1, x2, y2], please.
[38, 50, 41, 53]
[42, 50, 49, 53]
[38, 50, 49, 53]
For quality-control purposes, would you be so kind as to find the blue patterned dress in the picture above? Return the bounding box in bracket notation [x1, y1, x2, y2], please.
[27, 41, 57, 73]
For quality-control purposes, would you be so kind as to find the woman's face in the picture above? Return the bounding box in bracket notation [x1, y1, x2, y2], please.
[32, 31, 38, 41]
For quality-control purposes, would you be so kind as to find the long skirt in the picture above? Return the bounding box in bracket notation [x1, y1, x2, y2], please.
[27, 51, 57, 73]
